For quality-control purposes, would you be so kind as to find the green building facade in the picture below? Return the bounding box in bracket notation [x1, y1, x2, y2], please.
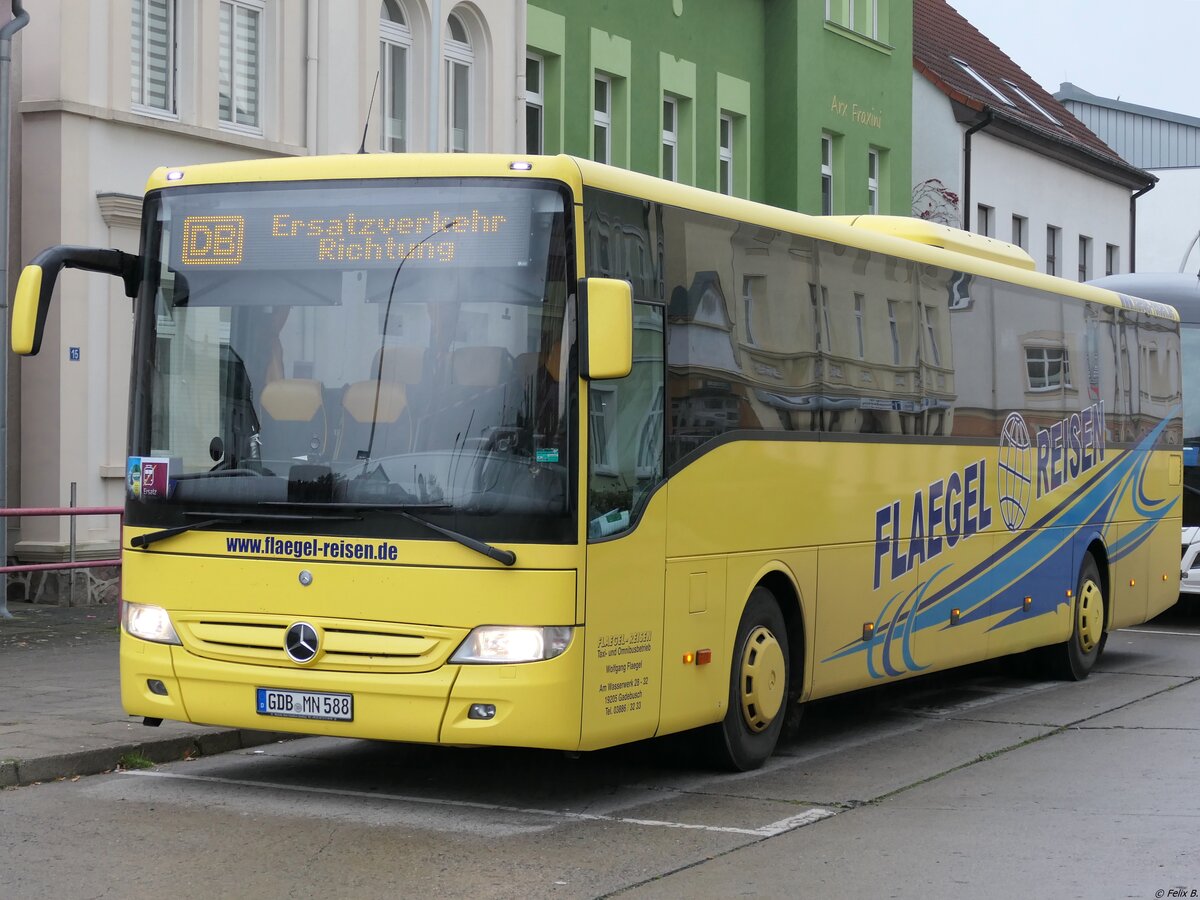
[525, 0, 913, 216]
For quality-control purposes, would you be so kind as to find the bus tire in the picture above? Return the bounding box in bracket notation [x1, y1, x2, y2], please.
[707, 586, 790, 771]
[1043, 553, 1108, 681]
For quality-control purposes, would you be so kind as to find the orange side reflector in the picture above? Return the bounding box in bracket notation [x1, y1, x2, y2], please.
[696, 648, 712, 665]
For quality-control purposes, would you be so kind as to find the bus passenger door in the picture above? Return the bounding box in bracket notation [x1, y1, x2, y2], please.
[579, 302, 667, 751]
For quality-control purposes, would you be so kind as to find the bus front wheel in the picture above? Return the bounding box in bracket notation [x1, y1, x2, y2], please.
[707, 587, 790, 771]
[1042, 552, 1108, 681]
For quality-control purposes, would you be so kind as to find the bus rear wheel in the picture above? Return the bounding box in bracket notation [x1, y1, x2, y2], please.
[707, 587, 790, 771]
[1042, 553, 1107, 681]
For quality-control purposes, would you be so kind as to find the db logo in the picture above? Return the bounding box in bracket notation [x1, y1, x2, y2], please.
[181, 215, 245, 265]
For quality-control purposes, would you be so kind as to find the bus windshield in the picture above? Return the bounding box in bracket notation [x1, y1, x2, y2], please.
[128, 178, 576, 544]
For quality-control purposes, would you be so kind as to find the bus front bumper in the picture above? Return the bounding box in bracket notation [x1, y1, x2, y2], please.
[120, 631, 585, 750]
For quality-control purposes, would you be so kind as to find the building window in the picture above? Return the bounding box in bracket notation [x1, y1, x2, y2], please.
[1002, 79, 1061, 126]
[1046, 225, 1061, 276]
[742, 275, 761, 345]
[526, 53, 544, 154]
[976, 204, 993, 237]
[1012, 214, 1027, 250]
[867, 149, 880, 214]
[1078, 235, 1092, 281]
[380, 0, 410, 152]
[1106, 243, 1120, 276]
[923, 304, 942, 366]
[1026, 346, 1071, 391]
[589, 385, 618, 475]
[593, 75, 611, 164]
[445, 12, 473, 152]
[132, 0, 175, 114]
[662, 96, 678, 181]
[219, 0, 262, 131]
[821, 133, 834, 215]
[951, 57, 1014, 106]
[719, 114, 734, 196]
[827, 0, 880, 40]
[854, 293, 865, 358]
[887, 299, 900, 365]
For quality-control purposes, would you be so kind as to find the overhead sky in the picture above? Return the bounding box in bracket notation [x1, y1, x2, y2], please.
[945, 0, 1200, 119]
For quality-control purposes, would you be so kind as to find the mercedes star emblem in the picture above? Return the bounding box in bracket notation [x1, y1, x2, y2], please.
[284, 622, 320, 664]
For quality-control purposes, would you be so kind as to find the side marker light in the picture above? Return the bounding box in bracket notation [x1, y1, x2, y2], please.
[1023, 596, 1032, 612]
[950, 608, 960, 625]
[862, 622, 875, 641]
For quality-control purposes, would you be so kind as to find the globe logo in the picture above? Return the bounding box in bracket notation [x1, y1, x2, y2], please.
[997, 412, 1033, 531]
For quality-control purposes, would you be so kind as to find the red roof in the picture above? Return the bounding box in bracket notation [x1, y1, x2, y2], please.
[913, 0, 1130, 166]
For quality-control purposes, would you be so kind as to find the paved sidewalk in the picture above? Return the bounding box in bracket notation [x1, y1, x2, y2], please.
[0, 600, 286, 788]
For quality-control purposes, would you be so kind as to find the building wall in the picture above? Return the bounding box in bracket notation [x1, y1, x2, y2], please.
[1137, 167, 1200, 274]
[784, 0, 913, 216]
[912, 74, 1132, 280]
[11, 0, 521, 559]
[528, 0, 767, 200]
[528, 0, 913, 216]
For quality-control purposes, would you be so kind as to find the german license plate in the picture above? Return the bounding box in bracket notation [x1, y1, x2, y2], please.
[256, 687, 353, 721]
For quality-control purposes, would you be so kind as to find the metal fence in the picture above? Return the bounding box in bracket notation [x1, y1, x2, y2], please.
[0, 504, 122, 618]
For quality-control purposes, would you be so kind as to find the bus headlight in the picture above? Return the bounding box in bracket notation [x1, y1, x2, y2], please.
[450, 625, 573, 663]
[122, 602, 182, 645]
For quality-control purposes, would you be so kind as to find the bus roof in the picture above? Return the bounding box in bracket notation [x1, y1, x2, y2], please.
[144, 152, 1178, 322]
[1089, 273, 1200, 324]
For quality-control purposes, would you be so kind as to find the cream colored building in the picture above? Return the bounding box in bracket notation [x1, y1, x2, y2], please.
[9, 0, 524, 567]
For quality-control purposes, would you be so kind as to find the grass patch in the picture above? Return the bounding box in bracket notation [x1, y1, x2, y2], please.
[117, 751, 155, 770]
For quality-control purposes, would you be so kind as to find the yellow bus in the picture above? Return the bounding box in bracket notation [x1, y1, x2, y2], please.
[12, 154, 1183, 770]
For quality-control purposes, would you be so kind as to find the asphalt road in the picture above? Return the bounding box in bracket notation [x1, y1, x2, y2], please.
[2, 605, 1197, 900]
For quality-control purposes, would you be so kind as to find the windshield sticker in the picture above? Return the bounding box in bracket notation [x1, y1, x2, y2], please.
[535, 448, 560, 463]
[128, 456, 175, 501]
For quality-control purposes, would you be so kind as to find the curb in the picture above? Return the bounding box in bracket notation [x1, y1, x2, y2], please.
[0, 728, 294, 788]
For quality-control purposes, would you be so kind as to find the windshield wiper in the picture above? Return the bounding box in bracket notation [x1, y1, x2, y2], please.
[264, 501, 517, 567]
[129, 510, 357, 550]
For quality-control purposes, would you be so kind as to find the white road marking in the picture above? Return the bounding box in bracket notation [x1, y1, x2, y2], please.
[121, 769, 835, 838]
[1120, 628, 1200, 637]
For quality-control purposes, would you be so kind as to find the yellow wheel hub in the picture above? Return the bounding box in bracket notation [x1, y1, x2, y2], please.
[1076, 578, 1103, 654]
[739, 625, 786, 733]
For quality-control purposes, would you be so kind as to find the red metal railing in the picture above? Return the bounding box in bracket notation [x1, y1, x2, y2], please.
[0, 506, 123, 615]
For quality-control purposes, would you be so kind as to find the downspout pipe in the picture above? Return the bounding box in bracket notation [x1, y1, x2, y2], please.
[1129, 180, 1154, 272]
[962, 110, 993, 233]
[0, 0, 30, 618]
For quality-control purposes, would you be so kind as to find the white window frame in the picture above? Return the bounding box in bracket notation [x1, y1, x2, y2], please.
[887, 299, 901, 365]
[867, 149, 879, 214]
[380, 3, 412, 152]
[662, 95, 678, 181]
[1026, 346, 1072, 391]
[635, 385, 664, 479]
[742, 275, 759, 345]
[951, 57, 1014, 106]
[218, 0, 264, 134]
[589, 385, 619, 476]
[719, 114, 734, 196]
[593, 74, 611, 164]
[445, 13, 474, 153]
[1012, 214, 1027, 250]
[1002, 79, 1061, 125]
[923, 304, 942, 366]
[976, 204, 993, 237]
[821, 133, 834, 216]
[132, 0, 177, 116]
[854, 293, 865, 359]
[1046, 225, 1061, 276]
[526, 53, 544, 155]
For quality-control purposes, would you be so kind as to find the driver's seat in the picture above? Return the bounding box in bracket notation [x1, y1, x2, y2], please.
[336, 345, 424, 461]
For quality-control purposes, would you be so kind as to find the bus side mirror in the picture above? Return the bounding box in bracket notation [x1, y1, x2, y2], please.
[11, 245, 141, 356]
[579, 277, 633, 380]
